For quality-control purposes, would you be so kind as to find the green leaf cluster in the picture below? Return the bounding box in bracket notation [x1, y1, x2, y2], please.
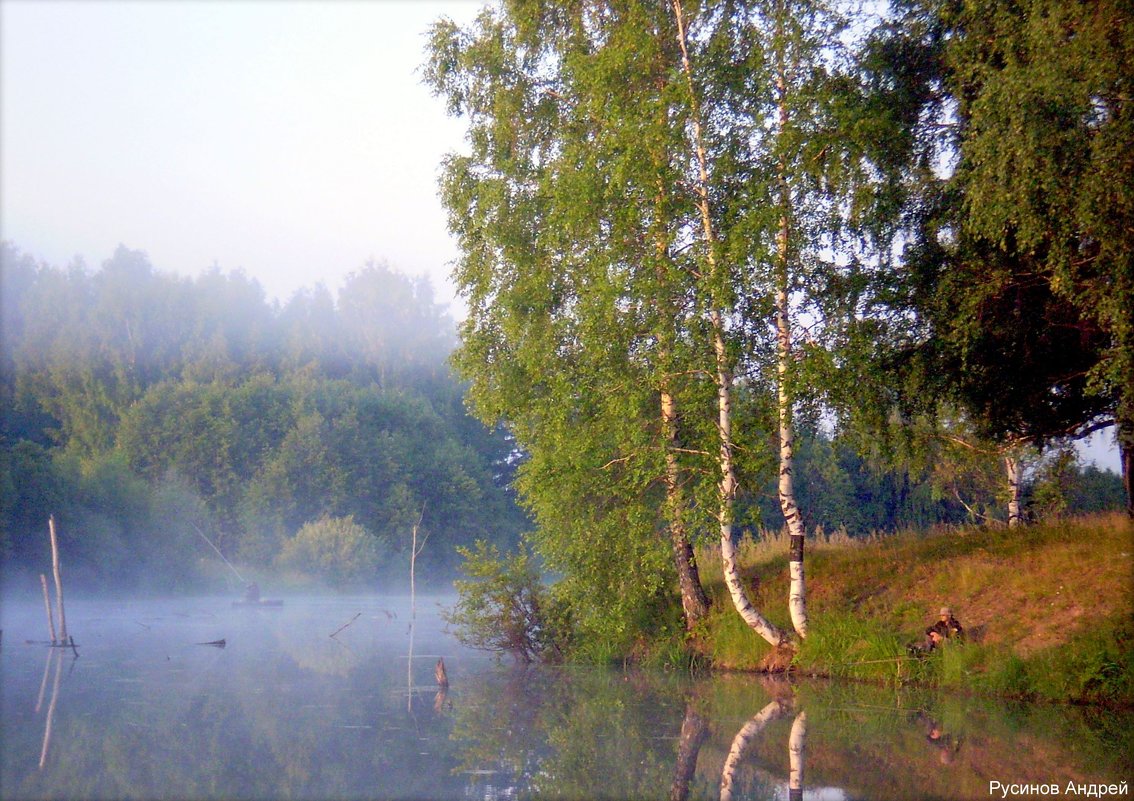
[277, 515, 387, 586]
[443, 540, 567, 662]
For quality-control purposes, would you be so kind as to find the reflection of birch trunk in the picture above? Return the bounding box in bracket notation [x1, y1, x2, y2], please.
[407, 620, 415, 714]
[669, 704, 710, 801]
[39, 648, 63, 769]
[720, 700, 790, 801]
[788, 711, 807, 801]
[433, 687, 449, 714]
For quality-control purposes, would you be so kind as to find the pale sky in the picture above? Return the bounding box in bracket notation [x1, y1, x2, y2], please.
[0, 0, 1122, 473]
[1, 0, 481, 311]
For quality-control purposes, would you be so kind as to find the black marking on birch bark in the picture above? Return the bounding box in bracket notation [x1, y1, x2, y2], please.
[790, 534, 804, 563]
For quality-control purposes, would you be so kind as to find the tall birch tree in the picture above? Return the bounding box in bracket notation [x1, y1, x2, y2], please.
[429, 0, 885, 651]
[671, 0, 883, 641]
[426, 1, 718, 642]
[669, 0, 790, 646]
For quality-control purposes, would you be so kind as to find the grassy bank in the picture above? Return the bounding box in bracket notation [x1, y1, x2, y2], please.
[693, 513, 1134, 706]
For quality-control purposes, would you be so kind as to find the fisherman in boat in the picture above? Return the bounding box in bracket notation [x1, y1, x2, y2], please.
[244, 581, 260, 603]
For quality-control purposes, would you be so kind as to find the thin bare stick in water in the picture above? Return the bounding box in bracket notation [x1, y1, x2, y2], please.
[329, 613, 362, 639]
[40, 574, 57, 644]
[407, 501, 428, 715]
[190, 522, 245, 584]
[409, 502, 428, 626]
[48, 516, 67, 642]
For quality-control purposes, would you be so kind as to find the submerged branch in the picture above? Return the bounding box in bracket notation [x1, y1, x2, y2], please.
[330, 613, 362, 639]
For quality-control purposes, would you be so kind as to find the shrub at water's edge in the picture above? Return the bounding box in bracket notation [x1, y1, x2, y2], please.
[694, 514, 1134, 705]
[441, 540, 571, 663]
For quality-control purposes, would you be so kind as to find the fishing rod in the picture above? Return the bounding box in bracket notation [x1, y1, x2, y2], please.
[190, 522, 246, 584]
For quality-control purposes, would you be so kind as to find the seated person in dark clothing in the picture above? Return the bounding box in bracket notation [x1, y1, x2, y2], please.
[924, 606, 963, 649]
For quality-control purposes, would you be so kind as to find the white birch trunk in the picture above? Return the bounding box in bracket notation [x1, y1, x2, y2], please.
[673, 0, 790, 648]
[775, 58, 808, 639]
[777, 284, 808, 639]
[1005, 455, 1022, 528]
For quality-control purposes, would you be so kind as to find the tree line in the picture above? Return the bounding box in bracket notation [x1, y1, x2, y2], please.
[424, 0, 1131, 658]
[0, 238, 1121, 600]
[0, 242, 528, 591]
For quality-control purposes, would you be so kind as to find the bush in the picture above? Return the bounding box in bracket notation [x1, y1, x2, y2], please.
[443, 540, 567, 663]
[276, 515, 386, 585]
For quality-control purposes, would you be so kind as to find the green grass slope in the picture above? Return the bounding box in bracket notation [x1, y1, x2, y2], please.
[695, 514, 1134, 706]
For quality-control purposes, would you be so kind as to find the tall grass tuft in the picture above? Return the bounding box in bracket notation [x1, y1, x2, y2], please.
[795, 611, 933, 686]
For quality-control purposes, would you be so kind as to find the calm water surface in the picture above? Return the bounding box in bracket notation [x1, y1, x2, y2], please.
[1, 595, 1130, 800]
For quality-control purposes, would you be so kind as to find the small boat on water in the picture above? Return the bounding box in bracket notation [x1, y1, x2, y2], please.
[232, 581, 281, 607]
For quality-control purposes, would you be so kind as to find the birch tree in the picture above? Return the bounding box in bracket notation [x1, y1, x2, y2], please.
[669, 0, 790, 646]
[426, 2, 718, 641]
[886, 0, 1133, 515]
[671, 0, 884, 641]
[428, 0, 887, 652]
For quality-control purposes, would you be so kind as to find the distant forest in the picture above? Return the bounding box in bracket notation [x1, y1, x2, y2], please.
[0, 242, 1124, 593]
[0, 242, 527, 592]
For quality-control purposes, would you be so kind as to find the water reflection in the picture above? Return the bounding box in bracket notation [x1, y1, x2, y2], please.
[671, 703, 709, 801]
[1, 597, 1131, 801]
[720, 697, 792, 801]
[36, 648, 67, 770]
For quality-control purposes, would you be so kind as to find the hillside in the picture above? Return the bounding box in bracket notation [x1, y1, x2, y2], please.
[696, 514, 1134, 706]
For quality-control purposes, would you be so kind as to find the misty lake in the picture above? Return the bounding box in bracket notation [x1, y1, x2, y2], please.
[2, 595, 1130, 801]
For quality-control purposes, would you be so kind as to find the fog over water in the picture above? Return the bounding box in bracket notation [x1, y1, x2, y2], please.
[2, 593, 1130, 801]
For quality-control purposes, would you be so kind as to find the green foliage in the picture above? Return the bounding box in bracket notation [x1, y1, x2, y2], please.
[0, 242, 527, 590]
[424, 0, 909, 658]
[276, 515, 387, 586]
[443, 540, 566, 663]
[1027, 618, 1134, 706]
[883, 0, 1133, 496]
[426, 0, 726, 646]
